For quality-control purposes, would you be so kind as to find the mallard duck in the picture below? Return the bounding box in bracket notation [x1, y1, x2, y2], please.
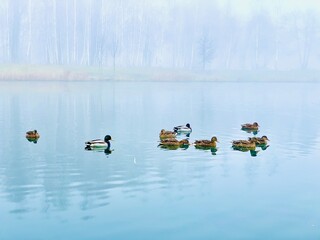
[85, 135, 112, 149]
[232, 139, 256, 149]
[159, 138, 189, 147]
[194, 136, 218, 148]
[248, 136, 270, 145]
[173, 123, 192, 133]
[26, 130, 40, 139]
[241, 122, 259, 130]
[159, 129, 177, 139]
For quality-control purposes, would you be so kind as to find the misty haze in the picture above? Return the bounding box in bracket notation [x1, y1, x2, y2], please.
[1, 0, 320, 80]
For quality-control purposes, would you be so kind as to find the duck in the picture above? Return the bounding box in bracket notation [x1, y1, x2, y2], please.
[173, 123, 192, 133]
[26, 130, 40, 139]
[232, 139, 256, 149]
[159, 138, 190, 147]
[159, 129, 177, 139]
[85, 135, 112, 149]
[241, 122, 259, 130]
[248, 136, 270, 145]
[194, 136, 219, 148]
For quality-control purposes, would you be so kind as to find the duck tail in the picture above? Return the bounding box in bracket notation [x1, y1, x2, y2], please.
[85, 146, 92, 151]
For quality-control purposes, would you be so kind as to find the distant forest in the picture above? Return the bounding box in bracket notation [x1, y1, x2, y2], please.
[0, 0, 319, 71]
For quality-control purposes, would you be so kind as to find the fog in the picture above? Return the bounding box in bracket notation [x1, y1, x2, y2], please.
[1, 0, 320, 71]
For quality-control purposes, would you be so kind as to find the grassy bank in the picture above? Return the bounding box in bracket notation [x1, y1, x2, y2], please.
[0, 64, 319, 82]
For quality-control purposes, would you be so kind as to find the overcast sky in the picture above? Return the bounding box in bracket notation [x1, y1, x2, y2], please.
[215, 0, 320, 17]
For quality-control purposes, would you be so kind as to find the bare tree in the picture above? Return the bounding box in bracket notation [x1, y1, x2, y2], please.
[73, 0, 77, 63]
[110, 33, 120, 74]
[8, 0, 23, 62]
[295, 11, 317, 69]
[198, 31, 214, 70]
[222, 4, 239, 69]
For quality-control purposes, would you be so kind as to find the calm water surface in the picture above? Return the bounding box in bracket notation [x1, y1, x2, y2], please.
[0, 81, 320, 239]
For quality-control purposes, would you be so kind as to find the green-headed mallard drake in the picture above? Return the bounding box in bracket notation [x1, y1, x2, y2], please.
[241, 122, 259, 130]
[232, 139, 256, 149]
[26, 130, 40, 139]
[159, 138, 189, 147]
[194, 136, 218, 148]
[173, 123, 192, 133]
[85, 135, 112, 149]
[159, 129, 177, 139]
[248, 136, 270, 145]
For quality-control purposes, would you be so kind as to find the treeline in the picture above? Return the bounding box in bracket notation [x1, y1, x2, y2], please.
[0, 0, 319, 70]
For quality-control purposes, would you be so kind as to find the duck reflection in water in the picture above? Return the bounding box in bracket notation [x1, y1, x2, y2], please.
[232, 146, 260, 157]
[26, 137, 39, 144]
[85, 146, 113, 155]
[260, 145, 269, 151]
[158, 145, 189, 150]
[241, 129, 259, 135]
[195, 145, 218, 155]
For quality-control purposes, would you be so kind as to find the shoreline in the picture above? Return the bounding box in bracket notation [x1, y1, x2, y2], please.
[0, 64, 319, 82]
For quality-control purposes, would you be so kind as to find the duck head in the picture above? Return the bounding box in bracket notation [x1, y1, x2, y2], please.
[186, 123, 191, 128]
[180, 139, 190, 145]
[104, 135, 112, 142]
[211, 136, 218, 142]
[253, 122, 259, 127]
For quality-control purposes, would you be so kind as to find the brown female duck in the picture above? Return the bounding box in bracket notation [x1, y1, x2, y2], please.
[241, 122, 259, 130]
[159, 129, 177, 139]
[232, 139, 256, 149]
[248, 136, 270, 145]
[194, 136, 218, 148]
[26, 130, 40, 139]
[159, 138, 189, 147]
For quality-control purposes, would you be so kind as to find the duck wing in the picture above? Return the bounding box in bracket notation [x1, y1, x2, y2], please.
[164, 131, 175, 135]
[173, 126, 180, 132]
[195, 139, 208, 144]
[85, 139, 104, 145]
[232, 140, 244, 145]
[174, 125, 183, 131]
[161, 138, 178, 143]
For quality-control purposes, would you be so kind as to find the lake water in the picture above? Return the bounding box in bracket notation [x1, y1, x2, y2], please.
[0, 81, 320, 239]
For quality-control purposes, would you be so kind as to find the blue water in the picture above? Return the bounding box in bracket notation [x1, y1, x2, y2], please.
[0, 81, 320, 239]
